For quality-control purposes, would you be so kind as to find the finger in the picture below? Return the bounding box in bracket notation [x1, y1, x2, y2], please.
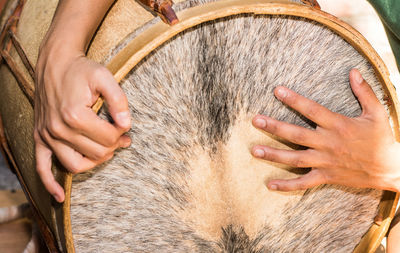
[93, 68, 131, 130]
[119, 134, 132, 148]
[252, 115, 320, 148]
[41, 131, 107, 174]
[349, 69, 383, 116]
[60, 107, 128, 147]
[64, 134, 130, 161]
[252, 145, 321, 168]
[34, 134, 65, 202]
[267, 169, 325, 191]
[274, 86, 338, 128]
[53, 144, 104, 174]
[48, 119, 131, 160]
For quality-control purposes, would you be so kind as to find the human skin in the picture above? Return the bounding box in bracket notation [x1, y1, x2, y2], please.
[251, 69, 400, 192]
[35, 0, 132, 203]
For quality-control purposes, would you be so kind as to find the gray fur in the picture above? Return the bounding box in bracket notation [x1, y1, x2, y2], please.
[71, 0, 385, 252]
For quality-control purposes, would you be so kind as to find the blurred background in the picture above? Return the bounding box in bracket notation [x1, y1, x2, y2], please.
[319, 0, 400, 89]
[0, 154, 20, 191]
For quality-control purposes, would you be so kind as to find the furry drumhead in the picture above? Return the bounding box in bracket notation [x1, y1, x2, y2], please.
[71, 0, 385, 252]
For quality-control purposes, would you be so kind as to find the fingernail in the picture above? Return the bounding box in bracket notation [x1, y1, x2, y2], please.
[276, 87, 288, 99]
[116, 111, 131, 128]
[253, 148, 265, 157]
[353, 69, 363, 84]
[254, 118, 267, 128]
[269, 184, 278, 191]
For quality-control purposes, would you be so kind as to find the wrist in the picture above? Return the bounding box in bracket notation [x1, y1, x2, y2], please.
[381, 142, 400, 192]
[36, 40, 86, 92]
[39, 30, 86, 58]
[37, 37, 85, 69]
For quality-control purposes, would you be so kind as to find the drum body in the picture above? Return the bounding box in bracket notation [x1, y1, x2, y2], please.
[0, 0, 398, 252]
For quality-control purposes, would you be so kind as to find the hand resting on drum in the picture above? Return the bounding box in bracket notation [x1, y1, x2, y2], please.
[34, 0, 132, 203]
[252, 69, 400, 192]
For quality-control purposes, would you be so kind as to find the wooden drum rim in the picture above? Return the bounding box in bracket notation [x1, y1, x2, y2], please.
[64, 0, 400, 252]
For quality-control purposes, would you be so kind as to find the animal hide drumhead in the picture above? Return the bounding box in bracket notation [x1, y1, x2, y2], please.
[70, 1, 387, 252]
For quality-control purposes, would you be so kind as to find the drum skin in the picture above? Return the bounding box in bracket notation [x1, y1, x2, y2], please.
[0, 0, 398, 252]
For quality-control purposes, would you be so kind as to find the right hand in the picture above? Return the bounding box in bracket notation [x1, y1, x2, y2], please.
[251, 69, 400, 192]
[34, 47, 131, 203]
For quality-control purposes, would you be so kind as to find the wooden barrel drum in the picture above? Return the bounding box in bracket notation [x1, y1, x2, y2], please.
[0, 0, 399, 252]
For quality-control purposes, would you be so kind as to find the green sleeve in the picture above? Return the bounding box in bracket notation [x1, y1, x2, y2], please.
[367, 0, 400, 71]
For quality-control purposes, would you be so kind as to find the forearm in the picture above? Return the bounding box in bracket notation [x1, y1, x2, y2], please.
[40, 0, 115, 54]
[33, 1, 131, 203]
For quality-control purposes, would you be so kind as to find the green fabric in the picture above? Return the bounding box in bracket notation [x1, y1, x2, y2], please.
[367, 0, 400, 71]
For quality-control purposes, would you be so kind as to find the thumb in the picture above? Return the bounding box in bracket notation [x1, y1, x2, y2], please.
[349, 68, 382, 116]
[94, 68, 131, 130]
[35, 134, 65, 202]
[267, 169, 325, 191]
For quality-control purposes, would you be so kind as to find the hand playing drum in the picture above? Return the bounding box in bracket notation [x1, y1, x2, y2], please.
[34, 1, 132, 203]
[34, 0, 180, 204]
[252, 69, 400, 192]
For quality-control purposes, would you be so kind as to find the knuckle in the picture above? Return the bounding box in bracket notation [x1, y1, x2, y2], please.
[267, 120, 279, 134]
[93, 66, 110, 81]
[47, 120, 63, 139]
[61, 107, 82, 129]
[108, 91, 126, 106]
[106, 134, 120, 147]
[332, 119, 344, 130]
[93, 148, 112, 161]
[65, 159, 82, 174]
[291, 130, 307, 144]
[296, 182, 308, 190]
[293, 157, 306, 168]
[332, 119, 350, 135]
[36, 164, 46, 174]
[68, 164, 84, 174]
[264, 150, 278, 163]
[39, 129, 52, 143]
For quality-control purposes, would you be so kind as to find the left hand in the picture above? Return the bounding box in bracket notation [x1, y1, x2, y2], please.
[251, 69, 400, 192]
